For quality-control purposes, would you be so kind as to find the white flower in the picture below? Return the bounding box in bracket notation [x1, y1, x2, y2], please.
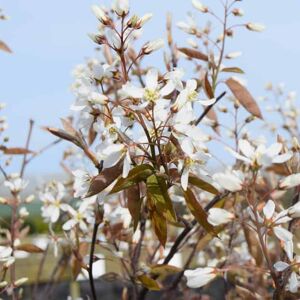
[73, 170, 92, 198]
[63, 201, 94, 232]
[143, 39, 165, 54]
[87, 92, 108, 105]
[227, 140, 293, 168]
[225, 51, 242, 59]
[288, 201, 300, 218]
[0, 246, 12, 262]
[108, 207, 131, 229]
[168, 185, 185, 203]
[261, 200, 292, 243]
[96, 142, 126, 169]
[274, 242, 300, 293]
[122, 68, 174, 105]
[279, 173, 300, 190]
[19, 207, 29, 218]
[122, 150, 132, 178]
[172, 79, 215, 111]
[184, 267, 217, 288]
[92, 63, 115, 81]
[192, 0, 208, 13]
[4, 175, 28, 193]
[113, 0, 129, 15]
[207, 208, 234, 226]
[179, 147, 210, 191]
[246, 23, 265, 32]
[212, 170, 243, 192]
[40, 185, 70, 224]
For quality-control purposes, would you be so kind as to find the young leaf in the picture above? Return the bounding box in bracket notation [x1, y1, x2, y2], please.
[183, 188, 216, 235]
[189, 176, 219, 195]
[222, 67, 245, 74]
[86, 161, 123, 197]
[126, 185, 142, 231]
[0, 146, 34, 155]
[150, 264, 181, 280]
[0, 40, 12, 53]
[150, 209, 167, 247]
[110, 164, 154, 194]
[226, 78, 263, 119]
[15, 244, 44, 253]
[47, 127, 83, 148]
[147, 174, 177, 223]
[137, 274, 161, 291]
[178, 47, 208, 61]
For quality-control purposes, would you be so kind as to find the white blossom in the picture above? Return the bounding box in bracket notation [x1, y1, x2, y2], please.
[279, 173, 300, 190]
[207, 208, 234, 226]
[184, 267, 217, 288]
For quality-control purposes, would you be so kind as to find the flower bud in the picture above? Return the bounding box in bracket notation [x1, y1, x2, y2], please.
[14, 277, 28, 287]
[232, 8, 244, 17]
[0, 281, 8, 288]
[225, 51, 242, 59]
[292, 137, 300, 151]
[0, 197, 8, 204]
[25, 194, 35, 203]
[127, 15, 139, 28]
[91, 5, 109, 24]
[246, 23, 265, 32]
[192, 0, 209, 13]
[4, 257, 15, 268]
[113, 0, 129, 16]
[143, 39, 165, 54]
[138, 13, 153, 27]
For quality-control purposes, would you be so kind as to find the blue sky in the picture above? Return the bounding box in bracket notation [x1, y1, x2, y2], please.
[1, 0, 300, 175]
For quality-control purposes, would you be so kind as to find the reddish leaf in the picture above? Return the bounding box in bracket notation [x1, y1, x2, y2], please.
[203, 73, 214, 99]
[0, 146, 34, 155]
[16, 244, 44, 253]
[150, 210, 167, 247]
[183, 188, 216, 235]
[47, 127, 83, 148]
[0, 40, 12, 53]
[226, 78, 263, 119]
[178, 47, 208, 61]
[137, 274, 161, 291]
[126, 185, 142, 231]
[222, 67, 244, 74]
[86, 161, 123, 197]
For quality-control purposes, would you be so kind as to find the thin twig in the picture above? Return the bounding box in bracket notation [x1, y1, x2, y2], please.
[20, 119, 34, 178]
[194, 91, 226, 126]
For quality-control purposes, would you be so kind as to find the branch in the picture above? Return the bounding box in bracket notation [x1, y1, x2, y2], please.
[194, 91, 226, 126]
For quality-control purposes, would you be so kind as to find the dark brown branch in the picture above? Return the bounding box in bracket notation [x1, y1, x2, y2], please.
[195, 91, 226, 126]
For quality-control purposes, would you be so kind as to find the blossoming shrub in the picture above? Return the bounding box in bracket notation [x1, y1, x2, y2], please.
[1, 0, 300, 299]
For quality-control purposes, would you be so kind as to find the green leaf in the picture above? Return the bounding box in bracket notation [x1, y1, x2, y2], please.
[137, 275, 161, 291]
[150, 264, 181, 280]
[183, 188, 216, 235]
[146, 174, 177, 223]
[221, 67, 245, 74]
[110, 164, 154, 194]
[126, 185, 142, 231]
[189, 176, 219, 195]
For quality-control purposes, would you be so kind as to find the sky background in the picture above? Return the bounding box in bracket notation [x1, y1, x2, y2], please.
[1, 0, 300, 175]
